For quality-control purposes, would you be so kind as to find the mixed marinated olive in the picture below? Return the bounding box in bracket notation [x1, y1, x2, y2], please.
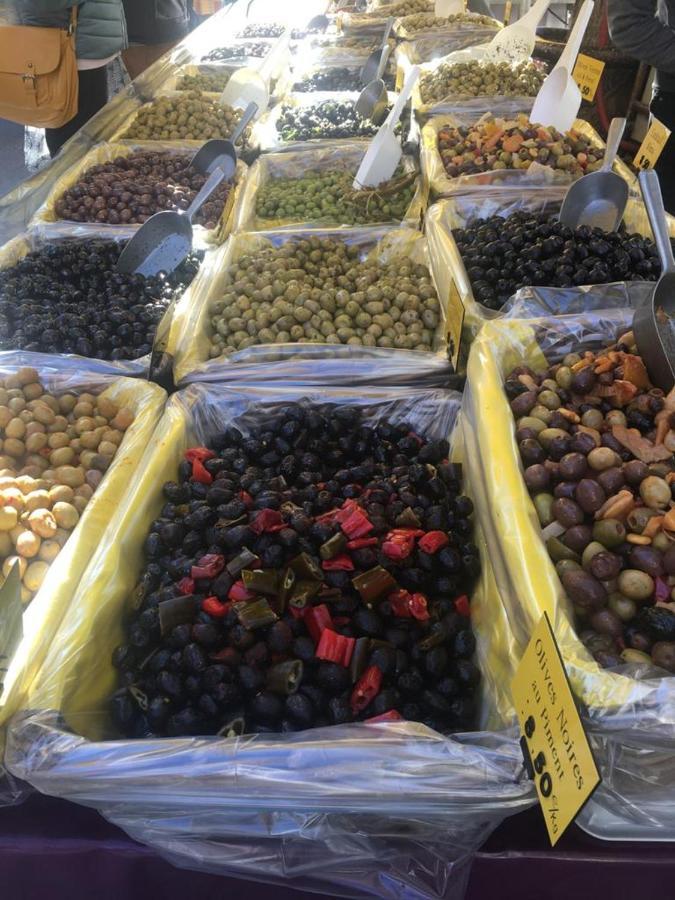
[54, 150, 234, 228]
[255, 167, 416, 226]
[507, 342, 675, 671]
[208, 236, 441, 355]
[122, 93, 251, 144]
[420, 59, 546, 103]
[453, 212, 660, 310]
[437, 115, 605, 178]
[0, 240, 201, 360]
[202, 43, 269, 61]
[0, 368, 134, 605]
[277, 99, 403, 142]
[110, 403, 480, 737]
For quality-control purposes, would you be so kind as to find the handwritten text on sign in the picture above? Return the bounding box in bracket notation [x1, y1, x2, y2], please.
[572, 54, 605, 103]
[633, 117, 672, 170]
[511, 613, 600, 846]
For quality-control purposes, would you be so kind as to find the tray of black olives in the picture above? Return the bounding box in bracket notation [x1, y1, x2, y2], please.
[425, 190, 673, 331]
[200, 40, 275, 63]
[31, 143, 246, 243]
[292, 62, 396, 93]
[170, 228, 450, 382]
[234, 142, 423, 232]
[0, 233, 202, 367]
[258, 92, 417, 151]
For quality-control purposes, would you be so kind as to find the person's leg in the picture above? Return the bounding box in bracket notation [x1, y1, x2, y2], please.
[649, 90, 675, 214]
[44, 64, 109, 157]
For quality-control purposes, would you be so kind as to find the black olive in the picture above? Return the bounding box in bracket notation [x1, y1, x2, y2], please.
[285, 692, 315, 728]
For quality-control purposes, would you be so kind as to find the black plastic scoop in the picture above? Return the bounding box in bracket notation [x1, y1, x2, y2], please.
[633, 169, 675, 391]
[188, 101, 258, 177]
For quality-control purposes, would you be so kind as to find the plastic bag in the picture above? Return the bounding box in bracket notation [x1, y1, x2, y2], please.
[0, 353, 166, 806]
[0, 230, 203, 375]
[168, 226, 455, 383]
[459, 311, 675, 840]
[6, 378, 534, 896]
[29, 142, 247, 246]
[393, 15, 500, 45]
[233, 141, 424, 232]
[160, 63, 293, 106]
[424, 187, 668, 343]
[421, 114, 635, 198]
[396, 43, 544, 120]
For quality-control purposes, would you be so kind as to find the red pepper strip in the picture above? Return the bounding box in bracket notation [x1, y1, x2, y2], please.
[239, 490, 253, 508]
[228, 580, 256, 602]
[321, 554, 355, 572]
[388, 528, 425, 538]
[334, 499, 360, 523]
[250, 508, 284, 534]
[191, 458, 213, 484]
[304, 603, 334, 643]
[340, 507, 374, 540]
[191, 553, 225, 580]
[388, 589, 413, 618]
[185, 447, 216, 463]
[177, 576, 195, 595]
[409, 593, 430, 621]
[351, 665, 383, 713]
[382, 540, 412, 561]
[418, 531, 450, 554]
[455, 594, 471, 618]
[201, 596, 231, 618]
[346, 537, 379, 550]
[316, 628, 355, 667]
[365, 710, 404, 724]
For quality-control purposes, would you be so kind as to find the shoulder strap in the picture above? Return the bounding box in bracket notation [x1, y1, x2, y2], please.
[68, 4, 78, 34]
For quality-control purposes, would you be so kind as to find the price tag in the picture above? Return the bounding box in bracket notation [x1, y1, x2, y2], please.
[633, 116, 672, 170]
[572, 54, 605, 103]
[446, 297, 465, 373]
[511, 612, 600, 846]
[0, 562, 23, 698]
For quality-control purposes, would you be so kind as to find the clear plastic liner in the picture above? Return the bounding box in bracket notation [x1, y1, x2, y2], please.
[6, 378, 534, 895]
[421, 114, 636, 198]
[396, 43, 541, 121]
[0, 354, 166, 806]
[459, 311, 675, 840]
[29, 142, 247, 246]
[0, 230, 204, 375]
[255, 90, 418, 154]
[233, 142, 424, 232]
[168, 226, 454, 383]
[393, 17, 500, 45]
[425, 187, 668, 343]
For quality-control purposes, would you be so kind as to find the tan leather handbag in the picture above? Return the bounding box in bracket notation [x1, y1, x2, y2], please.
[0, 6, 78, 128]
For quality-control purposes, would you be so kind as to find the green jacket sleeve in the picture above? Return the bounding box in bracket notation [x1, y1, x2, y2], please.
[608, 0, 675, 74]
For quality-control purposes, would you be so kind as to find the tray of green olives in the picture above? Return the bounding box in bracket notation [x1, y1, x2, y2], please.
[233, 141, 424, 231]
[169, 226, 455, 382]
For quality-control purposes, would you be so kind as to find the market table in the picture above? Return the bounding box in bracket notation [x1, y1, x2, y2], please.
[1, 793, 672, 900]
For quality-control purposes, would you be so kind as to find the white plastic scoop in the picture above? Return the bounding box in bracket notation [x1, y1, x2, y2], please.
[219, 29, 290, 112]
[353, 65, 419, 189]
[558, 117, 628, 231]
[485, 0, 551, 62]
[435, 0, 464, 15]
[359, 18, 394, 87]
[529, 0, 594, 133]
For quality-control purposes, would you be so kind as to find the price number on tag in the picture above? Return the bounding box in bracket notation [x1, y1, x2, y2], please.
[522, 714, 554, 798]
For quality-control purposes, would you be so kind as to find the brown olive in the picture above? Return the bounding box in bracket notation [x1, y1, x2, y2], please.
[589, 608, 623, 638]
[623, 460, 650, 485]
[558, 452, 587, 480]
[628, 545, 665, 577]
[552, 497, 585, 527]
[597, 467, 625, 496]
[651, 641, 675, 673]
[575, 478, 606, 514]
[562, 568, 607, 612]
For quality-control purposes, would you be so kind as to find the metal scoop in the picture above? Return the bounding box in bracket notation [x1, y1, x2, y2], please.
[355, 43, 391, 123]
[485, 0, 551, 63]
[529, 0, 594, 133]
[632, 169, 675, 391]
[188, 102, 258, 178]
[558, 117, 628, 231]
[359, 17, 394, 87]
[354, 65, 420, 189]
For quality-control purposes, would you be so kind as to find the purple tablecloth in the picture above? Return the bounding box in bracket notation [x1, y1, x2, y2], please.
[1, 794, 674, 900]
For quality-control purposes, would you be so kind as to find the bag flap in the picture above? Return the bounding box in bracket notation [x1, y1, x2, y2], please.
[0, 26, 65, 77]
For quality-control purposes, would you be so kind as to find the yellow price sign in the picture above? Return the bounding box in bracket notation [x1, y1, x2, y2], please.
[633, 117, 672, 170]
[511, 613, 600, 846]
[572, 54, 605, 103]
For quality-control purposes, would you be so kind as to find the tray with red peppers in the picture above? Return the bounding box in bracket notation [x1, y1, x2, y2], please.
[110, 401, 480, 738]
